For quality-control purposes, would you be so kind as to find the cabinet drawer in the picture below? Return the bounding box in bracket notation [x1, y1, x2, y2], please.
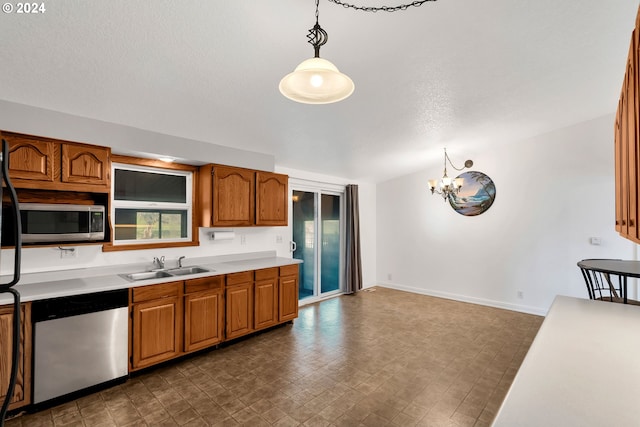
[184, 276, 224, 294]
[255, 267, 278, 281]
[280, 264, 299, 277]
[226, 271, 254, 286]
[132, 282, 181, 303]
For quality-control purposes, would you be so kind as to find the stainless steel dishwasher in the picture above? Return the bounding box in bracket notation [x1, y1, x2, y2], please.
[32, 288, 129, 405]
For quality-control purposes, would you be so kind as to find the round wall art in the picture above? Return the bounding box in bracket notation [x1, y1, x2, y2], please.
[448, 171, 496, 216]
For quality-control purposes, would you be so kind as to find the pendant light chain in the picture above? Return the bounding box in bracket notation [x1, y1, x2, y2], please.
[308, 0, 328, 57]
[326, 0, 437, 13]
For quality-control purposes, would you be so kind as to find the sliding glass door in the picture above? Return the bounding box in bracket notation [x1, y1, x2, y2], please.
[292, 185, 344, 302]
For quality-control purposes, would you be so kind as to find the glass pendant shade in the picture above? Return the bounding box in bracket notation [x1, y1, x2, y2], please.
[279, 57, 355, 104]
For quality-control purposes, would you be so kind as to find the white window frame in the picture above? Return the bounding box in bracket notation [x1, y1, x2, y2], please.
[111, 163, 193, 245]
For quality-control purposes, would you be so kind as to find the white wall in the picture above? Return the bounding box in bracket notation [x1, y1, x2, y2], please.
[376, 114, 635, 315]
[0, 99, 274, 171]
[0, 227, 293, 275]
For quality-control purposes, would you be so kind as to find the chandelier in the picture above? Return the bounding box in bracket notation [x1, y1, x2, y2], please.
[279, 0, 438, 104]
[428, 148, 473, 201]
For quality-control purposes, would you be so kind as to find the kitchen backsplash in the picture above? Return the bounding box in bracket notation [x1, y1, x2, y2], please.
[0, 227, 292, 275]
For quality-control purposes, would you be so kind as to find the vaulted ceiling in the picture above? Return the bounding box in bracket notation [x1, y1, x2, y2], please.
[0, 0, 637, 182]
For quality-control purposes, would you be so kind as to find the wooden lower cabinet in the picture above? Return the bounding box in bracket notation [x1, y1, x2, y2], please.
[279, 265, 299, 322]
[225, 271, 254, 340]
[184, 277, 224, 352]
[0, 302, 31, 411]
[254, 268, 279, 330]
[130, 282, 182, 370]
[128, 265, 299, 371]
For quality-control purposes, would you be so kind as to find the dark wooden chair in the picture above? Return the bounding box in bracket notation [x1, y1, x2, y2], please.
[579, 259, 640, 305]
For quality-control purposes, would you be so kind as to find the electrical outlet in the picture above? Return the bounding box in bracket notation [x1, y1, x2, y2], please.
[240, 234, 246, 245]
[60, 248, 77, 259]
[517, 290, 524, 299]
[387, 273, 392, 281]
[276, 235, 283, 243]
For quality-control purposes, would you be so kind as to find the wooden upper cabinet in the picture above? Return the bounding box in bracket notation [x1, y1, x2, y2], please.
[256, 172, 288, 226]
[615, 99, 624, 233]
[626, 36, 638, 240]
[199, 164, 289, 227]
[61, 143, 110, 187]
[213, 165, 255, 226]
[1, 131, 111, 192]
[4, 133, 55, 182]
[615, 14, 640, 243]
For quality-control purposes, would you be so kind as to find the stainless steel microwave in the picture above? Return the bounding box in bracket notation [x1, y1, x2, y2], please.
[20, 203, 105, 243]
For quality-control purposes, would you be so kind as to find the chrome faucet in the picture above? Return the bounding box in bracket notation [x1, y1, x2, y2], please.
[153, 256, 165, 270]
[178, 256, 186, 268]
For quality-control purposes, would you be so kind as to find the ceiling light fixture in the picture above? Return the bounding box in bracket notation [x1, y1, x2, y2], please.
[279, 0, 354, 104]
[279, 0, 437, 104]
[428, 148, 473, 201]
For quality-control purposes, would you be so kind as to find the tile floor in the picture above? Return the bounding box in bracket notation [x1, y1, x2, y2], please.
[6, 287, 543, 427]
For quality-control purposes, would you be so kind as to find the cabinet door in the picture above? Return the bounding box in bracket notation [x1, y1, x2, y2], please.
[254, 278, 278, 330]
[225, 283, 253, 339]
[0, 303, 32, 411]
[213, 166, 255, 226]
[131, 297, 182, 369]
[61, 143, 110, 187]
[184, 290, 223, 352]
[256, 171, 288, 226]
[5, 133, 55, 182]
[626, 35, 638, 240]
[279, 274, 299, 322]
[616, 99, 624, 233]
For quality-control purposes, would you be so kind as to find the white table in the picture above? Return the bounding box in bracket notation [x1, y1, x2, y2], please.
[493, 295, 640, 426]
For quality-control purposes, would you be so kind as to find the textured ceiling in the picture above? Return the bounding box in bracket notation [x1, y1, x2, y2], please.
[0, 0, 638, 182]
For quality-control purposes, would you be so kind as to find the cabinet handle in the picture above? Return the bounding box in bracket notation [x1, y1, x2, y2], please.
[622, 220, 627, 225]
[631, 220, 635, 227]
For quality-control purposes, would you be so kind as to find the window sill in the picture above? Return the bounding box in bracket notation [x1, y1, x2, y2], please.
[102, 239, 200, 252]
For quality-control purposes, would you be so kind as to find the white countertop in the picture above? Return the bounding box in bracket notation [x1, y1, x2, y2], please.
[492, 295, 640, 427]
[0, 251, 301, 305]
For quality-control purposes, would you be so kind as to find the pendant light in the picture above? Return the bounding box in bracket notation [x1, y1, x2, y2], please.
[279, 0, 354, 104]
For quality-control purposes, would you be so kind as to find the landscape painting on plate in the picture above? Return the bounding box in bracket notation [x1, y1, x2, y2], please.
[449, 171, 496, 216]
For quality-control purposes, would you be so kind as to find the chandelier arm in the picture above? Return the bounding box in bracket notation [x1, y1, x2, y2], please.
[326, 0, 437, 13]
[445, 151, 470, 171]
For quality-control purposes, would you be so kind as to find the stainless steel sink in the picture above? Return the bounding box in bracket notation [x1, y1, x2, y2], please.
[167, 266, 211, 276]
[120, 266, 211, 281]
[122, 271, 173, 281]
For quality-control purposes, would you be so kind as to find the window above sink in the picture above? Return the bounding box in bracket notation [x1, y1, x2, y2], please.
[103, 155, 200, 252]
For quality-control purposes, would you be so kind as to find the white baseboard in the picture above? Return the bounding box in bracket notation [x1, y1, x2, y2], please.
[376, 282, 548, 316]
